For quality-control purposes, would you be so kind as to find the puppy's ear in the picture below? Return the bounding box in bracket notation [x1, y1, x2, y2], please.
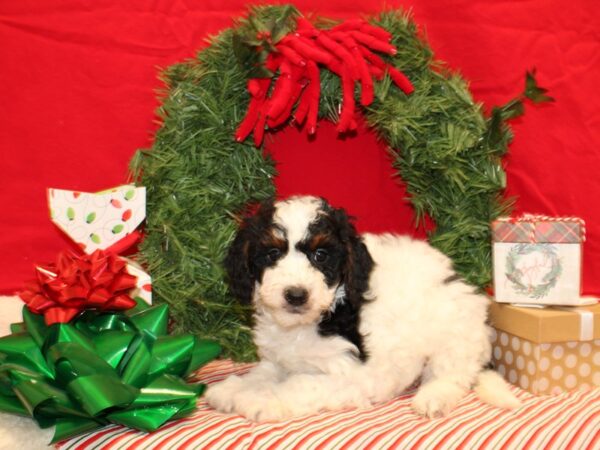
[224, 200, 275, 304]
[224, 226, 254, 304]
[331, 207, 374, 306]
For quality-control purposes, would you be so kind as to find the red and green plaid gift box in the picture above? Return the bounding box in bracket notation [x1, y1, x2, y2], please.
[492, 215, 586, 306]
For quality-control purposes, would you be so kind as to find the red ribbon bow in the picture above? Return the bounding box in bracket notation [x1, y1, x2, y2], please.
[19, 249, 138, 325]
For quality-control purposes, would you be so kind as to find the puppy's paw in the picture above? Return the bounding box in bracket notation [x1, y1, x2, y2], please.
[232, 387, 290, 423]
[412, 380, 466, 418]
[205, 375, 245, 413]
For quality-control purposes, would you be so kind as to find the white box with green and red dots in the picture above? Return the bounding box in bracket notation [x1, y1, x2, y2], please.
[48, 185, 151, 305]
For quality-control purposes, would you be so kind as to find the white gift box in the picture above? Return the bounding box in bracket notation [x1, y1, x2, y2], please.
[47, 185, 151, 305]
[492, 215, 587, 306]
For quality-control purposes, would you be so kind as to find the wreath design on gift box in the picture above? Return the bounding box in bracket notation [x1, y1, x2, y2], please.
[130, 5, 551, 360]
[505, 243, 562, 299]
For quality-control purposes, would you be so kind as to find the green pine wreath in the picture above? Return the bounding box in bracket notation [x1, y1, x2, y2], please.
[130, 5, 549, 361]
[506, 243, 563, 299]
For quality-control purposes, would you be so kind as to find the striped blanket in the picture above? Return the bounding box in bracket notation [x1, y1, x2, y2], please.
[57, 360, 599, 450]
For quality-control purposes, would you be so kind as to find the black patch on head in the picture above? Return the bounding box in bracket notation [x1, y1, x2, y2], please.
[224, 200, 288, 304]
[301, 199, 374, 362]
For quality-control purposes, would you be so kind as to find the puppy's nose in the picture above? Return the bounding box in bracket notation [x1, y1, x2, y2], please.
[284, 286, 308, 306]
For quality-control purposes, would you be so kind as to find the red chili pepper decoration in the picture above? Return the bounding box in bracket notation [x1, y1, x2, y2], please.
[350, 30, 397, 55]
[387, 66, 415, 95]
[247, 78, 269, 97]
[368, 63, 385, 80]
[265, 52, 283, 73]
[268, 65, 306, 128]
[295, 17, 319, 38]
[235, 16, 414, 146]
[328, 33, 374, 106]
[359, 23, 392, 42]
[283, 35, 332, 65]
[351, 43, 375, 106]
[267, 61, 295, 119]
[338, 66, 356, 133]
[305, 60, 321, 135]
[235, 78, 271, 142]
[293, 77, 312, 125]
[268, 80, 305, 129]
[235, 96, 263, 142]
[358, 46, 386, 69]
[359, 46, 414, 93]
[316, 33, 359, 80]
[331, 19, 364, 32]
[276, 44, 306, 67]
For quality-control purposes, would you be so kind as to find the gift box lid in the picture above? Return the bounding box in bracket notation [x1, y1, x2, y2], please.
[488, 300, 600, 343]
[492, 215, 585, 244]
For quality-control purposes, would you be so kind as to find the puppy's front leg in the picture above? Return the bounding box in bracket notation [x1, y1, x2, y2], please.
[229, 371, 375, 422]
[205, 361, 283, 414]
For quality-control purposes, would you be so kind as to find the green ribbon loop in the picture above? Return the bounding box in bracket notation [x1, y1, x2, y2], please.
[0, 303, 221, 444]
[0, 333, 54, 379]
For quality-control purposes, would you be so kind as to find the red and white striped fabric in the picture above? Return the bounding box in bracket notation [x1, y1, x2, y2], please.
[56, 360, 600, 450]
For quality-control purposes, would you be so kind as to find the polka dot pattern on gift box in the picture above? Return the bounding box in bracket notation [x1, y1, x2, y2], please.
[491, 332, 600, 395]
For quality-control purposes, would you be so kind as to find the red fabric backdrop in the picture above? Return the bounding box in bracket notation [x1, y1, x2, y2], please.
[1, 0, 598, 296]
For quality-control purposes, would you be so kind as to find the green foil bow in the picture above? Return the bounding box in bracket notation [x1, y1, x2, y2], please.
[0, 301, 221, 443]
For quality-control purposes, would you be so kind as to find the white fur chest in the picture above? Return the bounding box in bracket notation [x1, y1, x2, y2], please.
[253, 312, 361, 376]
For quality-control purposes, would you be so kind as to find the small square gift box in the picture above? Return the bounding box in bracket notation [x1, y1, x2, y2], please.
[492, 214, 587, 306]
[488, 301, 600, 395]
[47, 185, 151, 305]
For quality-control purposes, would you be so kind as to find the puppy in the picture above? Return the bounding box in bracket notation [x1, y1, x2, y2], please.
[206, 196, 520, 421]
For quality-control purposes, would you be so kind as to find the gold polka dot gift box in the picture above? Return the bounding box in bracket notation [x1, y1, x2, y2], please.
[492, 215, 586, 306]
[489, 301, 600, 395]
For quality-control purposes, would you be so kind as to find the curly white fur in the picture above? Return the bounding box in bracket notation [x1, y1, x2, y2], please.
[0, 413, 54, 450]
[206, 196, 521, 421]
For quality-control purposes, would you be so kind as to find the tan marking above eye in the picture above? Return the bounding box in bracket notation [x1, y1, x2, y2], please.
[260, 229, 287, 249]
[309, 233, 333, 250]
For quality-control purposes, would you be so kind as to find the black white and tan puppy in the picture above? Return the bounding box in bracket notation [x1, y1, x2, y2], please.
[206, 195, 520, 421]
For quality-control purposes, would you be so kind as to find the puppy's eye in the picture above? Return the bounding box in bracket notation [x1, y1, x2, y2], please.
[313, 248, 329, 263]
[267, 248, 281, 262]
